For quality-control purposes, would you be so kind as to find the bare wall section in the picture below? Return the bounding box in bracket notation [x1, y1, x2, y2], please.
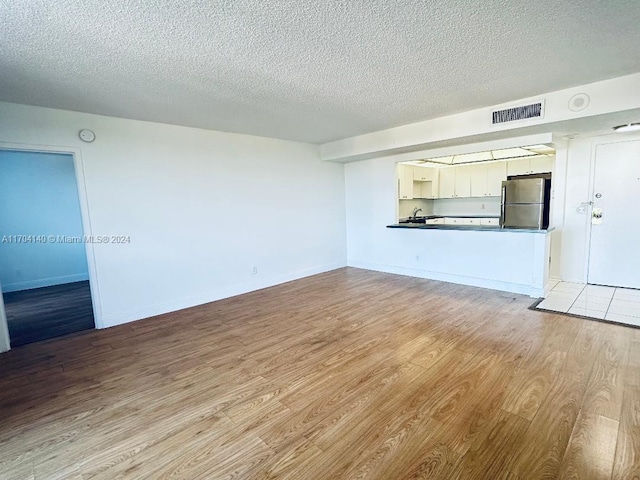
[0, 102, 347, 327]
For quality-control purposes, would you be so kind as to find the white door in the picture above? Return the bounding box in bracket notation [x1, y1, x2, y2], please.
[588, 139, 640, 288]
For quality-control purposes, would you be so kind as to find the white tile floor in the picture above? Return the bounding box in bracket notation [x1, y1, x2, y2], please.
[536, 280, 640, 326]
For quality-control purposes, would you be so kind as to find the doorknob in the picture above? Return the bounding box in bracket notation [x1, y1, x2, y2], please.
[595, 193, 602, 198]
[592, 207, 603, 225]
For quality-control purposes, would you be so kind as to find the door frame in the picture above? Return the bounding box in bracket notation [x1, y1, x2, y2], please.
[583, 133, 640, 285]
[0, 141, 103, 352]
[0, 283, 9, 353]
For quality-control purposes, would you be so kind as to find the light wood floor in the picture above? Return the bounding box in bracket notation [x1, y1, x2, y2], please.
[1, 268, 639, 479]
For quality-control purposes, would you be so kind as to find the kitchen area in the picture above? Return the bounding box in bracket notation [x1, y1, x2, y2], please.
[354, 143, 558, 298]
[338, 78, 640, 322]
[391, 144, 555, 230]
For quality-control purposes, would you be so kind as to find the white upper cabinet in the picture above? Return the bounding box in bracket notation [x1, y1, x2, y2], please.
[469, 164, 488, 197]
[506, 158, 531, 176]
[529, 156, 554, 174]
[454, 165, 472, 198]
[398, 154, 552, 204]
[397, 164, 413, 200]
[486, 162, 507, 196]
[413, 166, 436, 181]
[507, 156, 554, 176]
[438, 167, 456, 198]
[470, 161, 507, 197]
[412, 166, 439, 199]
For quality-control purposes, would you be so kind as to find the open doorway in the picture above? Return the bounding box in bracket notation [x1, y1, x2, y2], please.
[0, 149, 95, 347]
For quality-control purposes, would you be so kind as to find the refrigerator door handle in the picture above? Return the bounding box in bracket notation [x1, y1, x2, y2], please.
[500, 183, 506, 228]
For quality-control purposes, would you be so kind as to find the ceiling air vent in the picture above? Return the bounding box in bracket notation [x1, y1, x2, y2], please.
[492, 101, 544, 125]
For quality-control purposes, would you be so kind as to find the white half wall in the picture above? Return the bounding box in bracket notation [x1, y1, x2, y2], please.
[345, 156, 550, 297]
[0, 102, 347, 328]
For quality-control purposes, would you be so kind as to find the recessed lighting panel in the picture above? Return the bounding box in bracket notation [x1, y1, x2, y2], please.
[453, 151, 493, 164]
[613, 123, 640, 133]
[418, 145, 556, 166]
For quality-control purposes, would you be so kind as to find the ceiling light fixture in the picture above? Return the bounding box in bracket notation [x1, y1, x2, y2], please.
[416, 144, 556, 166]
[613, 123, 640, 133]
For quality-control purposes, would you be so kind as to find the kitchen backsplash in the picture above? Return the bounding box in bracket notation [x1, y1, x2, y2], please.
[432, 197, 501, 216]
[398, 199, 434, 218]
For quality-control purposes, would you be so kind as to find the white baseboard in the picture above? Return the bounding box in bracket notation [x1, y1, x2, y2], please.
[1, 273, 90, 293]
[100, 260, 347, 329]
[348, 259, 542, 297]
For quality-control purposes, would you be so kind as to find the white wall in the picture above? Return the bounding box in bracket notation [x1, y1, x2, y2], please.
[555, 131, 640, 283]
[0, 102, 347, 328]
[0, 150, 89, 292]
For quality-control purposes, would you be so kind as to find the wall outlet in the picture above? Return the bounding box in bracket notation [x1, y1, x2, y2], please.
[252, 266, 258, 275]
[15, 268, 22, 278]
[481, 204, 485, 209]
[415, 255, 420, 261]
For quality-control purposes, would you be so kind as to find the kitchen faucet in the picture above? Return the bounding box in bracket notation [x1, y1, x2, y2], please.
[412, 207, 423, 219]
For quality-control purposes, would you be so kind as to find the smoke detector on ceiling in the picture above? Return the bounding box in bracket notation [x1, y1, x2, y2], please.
[79, 129, 95, 143]
[568, 93, 590, 112]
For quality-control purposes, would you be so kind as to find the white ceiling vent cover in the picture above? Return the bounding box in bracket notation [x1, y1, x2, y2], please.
[492, 101, 545, 125]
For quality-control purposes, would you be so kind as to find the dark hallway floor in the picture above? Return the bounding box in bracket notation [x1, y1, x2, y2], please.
[4, 281, 94, 347]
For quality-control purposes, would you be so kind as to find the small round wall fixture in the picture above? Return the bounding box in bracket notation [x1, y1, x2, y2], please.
[568, 93, 590, 112]
[79, 129, 96, 143]
[613, 123, 640, 133]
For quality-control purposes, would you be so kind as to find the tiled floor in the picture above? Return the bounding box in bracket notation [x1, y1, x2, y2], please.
[536, 280, 640, 326]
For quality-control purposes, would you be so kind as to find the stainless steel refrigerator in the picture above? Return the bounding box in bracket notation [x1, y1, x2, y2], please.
[500, 175, 551, 229]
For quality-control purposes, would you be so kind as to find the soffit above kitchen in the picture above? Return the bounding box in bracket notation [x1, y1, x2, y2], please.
[321, 75, 640, 163]
[1, 0, 640, 144]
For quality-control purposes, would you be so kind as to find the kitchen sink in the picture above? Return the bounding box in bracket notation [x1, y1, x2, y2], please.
[399, 217, 427, 224]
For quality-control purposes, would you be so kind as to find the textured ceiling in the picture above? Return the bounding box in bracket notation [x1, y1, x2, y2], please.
[1, 1, 640, 144]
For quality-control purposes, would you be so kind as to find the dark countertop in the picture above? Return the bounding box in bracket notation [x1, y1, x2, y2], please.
[400, 215, 500, 220]
[387, 224, 554, 233]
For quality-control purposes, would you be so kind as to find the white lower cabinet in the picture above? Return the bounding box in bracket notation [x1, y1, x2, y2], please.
[444, 217, 479, 225]
[480, 218, 500, 226]
[441, 217, 498, 226]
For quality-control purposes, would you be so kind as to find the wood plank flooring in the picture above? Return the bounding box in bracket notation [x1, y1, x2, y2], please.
[1, 267, 639, 479]
[4, 281, 94, 347]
